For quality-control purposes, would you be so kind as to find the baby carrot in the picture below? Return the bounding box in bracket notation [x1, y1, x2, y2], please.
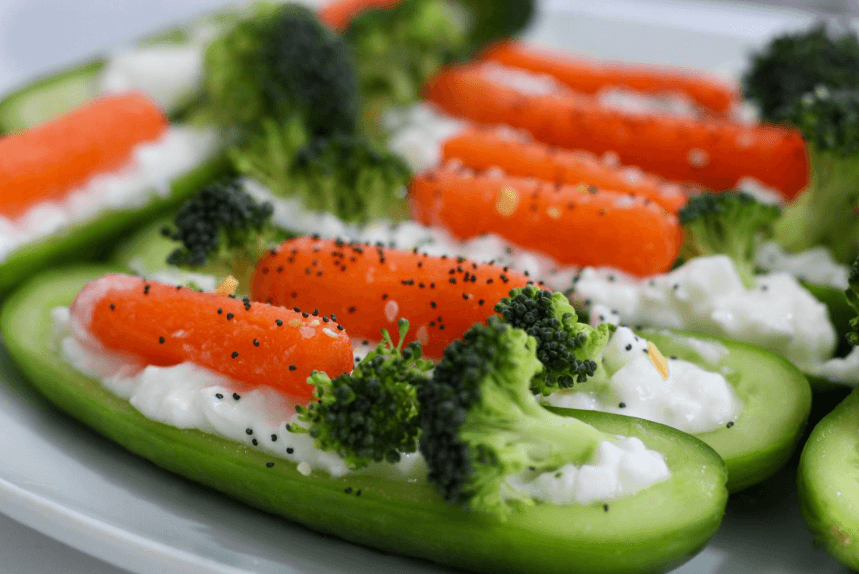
[0, 92, 167, 218]
[424, 63, 809, 198]
[481, 41, 741, 116]
[250, 236, 531, 358]
[441, 125, 688, 212]
[317, 0, 401, 31]
[69, 274, 354, 400]
[410, 162, 682, 276]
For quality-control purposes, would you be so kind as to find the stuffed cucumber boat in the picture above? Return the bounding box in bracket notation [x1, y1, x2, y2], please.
[0, 264, 729, 574]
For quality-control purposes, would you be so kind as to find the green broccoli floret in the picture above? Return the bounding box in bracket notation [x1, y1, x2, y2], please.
[344, 0, 534, 136]
[290, 319, 433, 469]
[678, 191, 781, 289]
[161, 178, 281, 292]
[203, 2, 358, 138]
[742, 24, 859, 121]
[771, 87, 859, 263]
[234, 128, 412, 222]
[494, 286, 613, 396]
[203, 3, 411, 222]
[846, 255, 859, 346]
[417, 317, 609, 517]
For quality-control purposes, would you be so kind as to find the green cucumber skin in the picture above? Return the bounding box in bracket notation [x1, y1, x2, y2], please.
[797, 387, 859, 570]
[639, 329, 812, 493]
[0, 265, 729, 574]
[0, 60, 105, 134]
[0, 154, 230, 297]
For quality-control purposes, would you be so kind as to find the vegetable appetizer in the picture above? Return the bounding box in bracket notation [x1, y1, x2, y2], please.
[1, 0, 858, 572]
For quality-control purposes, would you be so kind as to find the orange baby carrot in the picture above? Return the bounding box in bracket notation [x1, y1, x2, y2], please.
[424, 63, 809, 199]
[251, 236, 531, 358]
[441, 125, 688, 212]
[0, 92, 167, 218]
[317, 0, 401, 31]
[481, 41, 741, 116]
[69, 274, 354, 400]
[410, 162, 682, 276]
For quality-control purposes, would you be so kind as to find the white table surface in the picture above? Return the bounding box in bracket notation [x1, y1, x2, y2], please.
[0, 1, 837, 573]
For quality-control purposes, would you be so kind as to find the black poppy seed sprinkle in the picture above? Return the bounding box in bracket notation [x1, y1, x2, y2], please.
[159, 336, 165, 344]
[289, 365, 297, 371]
[330, 314, 337, 321]
[266, 462, 274, 468]
[287, 447, 294, 454]
[619, 402, 626, 408]
[253, 339, 260, 347]
[337, 324, 344, 330]
[625, 344, 632, 351]
[344, 487, 353, 494]
[226, 313, 234, 320]
[604, 504, 609, 512]
[430, 301, 437, 308]
[478, 299, 485, 305]
[356, 490, 361, 496]
[215, 393, 223, 399]
[109, 304, 115, 310]
[252, 439, 258, 446]
[323, 317, 330, 322]
[302, 312, 309, 317]
[233, 393, 241, 400]
[727, 421, 735, 428]
[312, 309, 319, 316]
[143, 284, 150, 295]
[217, 308, 222, 314]
[348, 306, 356, 313]
[246, 428, 253, 435]
[276, 319, 283, 326]
[271, 434, 277, 442]
[231, 351, 239, 359]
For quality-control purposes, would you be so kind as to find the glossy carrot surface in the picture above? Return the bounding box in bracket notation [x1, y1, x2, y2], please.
[425, 63, 809, 198]
[70, 274, 354, 400]
[410, 163, 683, 276]
[0, 92, 167, 218]
[251, 236, 531, 357]
[442, 125, 688, 212]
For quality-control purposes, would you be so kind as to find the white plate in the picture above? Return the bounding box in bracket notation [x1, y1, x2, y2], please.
[0, 1, 848, 573]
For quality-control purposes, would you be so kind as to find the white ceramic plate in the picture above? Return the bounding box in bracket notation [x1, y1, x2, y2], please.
[0, 1, 848, 572]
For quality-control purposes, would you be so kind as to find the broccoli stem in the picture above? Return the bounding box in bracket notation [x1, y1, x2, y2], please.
[773, 148, 859, 263]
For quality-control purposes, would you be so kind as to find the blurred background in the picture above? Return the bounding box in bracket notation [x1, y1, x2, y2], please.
[0, 0, 855, 97]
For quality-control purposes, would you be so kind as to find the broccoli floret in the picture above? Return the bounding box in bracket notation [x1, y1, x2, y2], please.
[290, 319, 433, 469]
[203, 2, 358, 138]
[161, 178, 280, 292]
[742, 24, 859, 121]
[846, 255, 859, 346]
[494, 286, 613, 395]
[345, 0, 534, 136]
[234, 129, 412, 223]
[771, 87, 859, 263]
[678, 191, 781, 288]
[417, 317, 609, 517]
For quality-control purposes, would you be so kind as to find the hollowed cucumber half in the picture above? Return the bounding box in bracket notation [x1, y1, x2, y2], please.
[635, 328, 812, 493]
[0, 265, 730, 574]
[796, 386, 859, 571]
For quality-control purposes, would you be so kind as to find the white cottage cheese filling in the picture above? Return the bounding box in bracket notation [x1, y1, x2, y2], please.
[570, 255, 838, 374]
[0, 125, 221, 264]
[507, 437, 669, 505]
[53, 296, 670, 502]
[755, 241, 850, 290]
[543, 326, 741, 434]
